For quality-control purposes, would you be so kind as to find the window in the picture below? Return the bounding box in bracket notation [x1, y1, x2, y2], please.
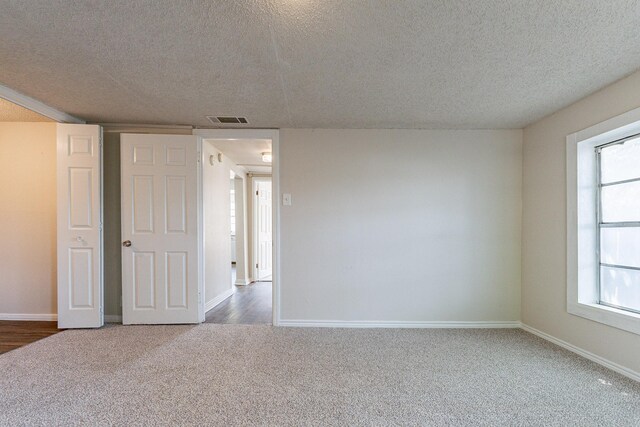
[596, 135, 640, 314]
[567, 107, 640, 336]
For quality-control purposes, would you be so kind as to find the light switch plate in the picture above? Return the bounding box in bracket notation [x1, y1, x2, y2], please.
[283, 193, 292, 206]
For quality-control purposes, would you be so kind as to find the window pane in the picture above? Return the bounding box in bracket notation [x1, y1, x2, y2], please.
[601, 180, 640, 223]
[601, 227, 640, 268]
[600, 137, 640, 184]
[600, 266, 640, 312]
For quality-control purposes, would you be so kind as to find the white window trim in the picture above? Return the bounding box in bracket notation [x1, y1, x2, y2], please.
[567, 106, 640, 336]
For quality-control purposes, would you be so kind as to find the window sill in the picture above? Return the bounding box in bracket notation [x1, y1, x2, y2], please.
[568, 301, 640, 336]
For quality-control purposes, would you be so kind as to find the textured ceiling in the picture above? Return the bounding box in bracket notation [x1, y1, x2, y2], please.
[0, 98, 53, 122]
[1, 0, 640, 129]
[208, 138, 272, 174]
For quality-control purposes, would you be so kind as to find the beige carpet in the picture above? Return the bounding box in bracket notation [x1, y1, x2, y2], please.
[0, 325, 638, 426]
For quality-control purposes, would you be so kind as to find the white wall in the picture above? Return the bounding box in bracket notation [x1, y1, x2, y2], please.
[203, 141, 233, 306]
[0, 122, 57, 318]
[523, 70, 640, 374]
[279, 129, 522, 323]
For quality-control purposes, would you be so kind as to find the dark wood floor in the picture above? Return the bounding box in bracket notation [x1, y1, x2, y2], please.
[0, 321, 61, 354]
[204, 281, 272, 324]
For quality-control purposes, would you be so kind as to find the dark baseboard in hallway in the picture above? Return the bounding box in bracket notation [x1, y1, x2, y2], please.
[204, 281, 272, 325]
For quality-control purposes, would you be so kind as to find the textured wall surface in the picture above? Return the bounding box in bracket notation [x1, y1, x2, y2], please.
[279, 129, 522, 322]
[1, 1, 640, 128]
[0, 123, 57, 315]
[0, 99, 53, 122]
[522, 70, 640, 374]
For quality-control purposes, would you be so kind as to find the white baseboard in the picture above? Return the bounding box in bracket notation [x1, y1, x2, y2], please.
[278, 320, 521, 329]
[2, 312, 635, 382]
[520, 323, 640, 383]
[205, 288, 235, 313]
[0, 313, 57, 321]
[235, 279, 250, 286]
[104, 315, 122, 323]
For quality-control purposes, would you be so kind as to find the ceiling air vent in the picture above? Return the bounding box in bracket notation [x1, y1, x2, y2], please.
[207, 116, 248, 125]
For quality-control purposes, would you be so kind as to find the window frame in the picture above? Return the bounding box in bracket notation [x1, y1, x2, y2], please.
[595, 133, 640, 315]
[567, 107, 640, 336]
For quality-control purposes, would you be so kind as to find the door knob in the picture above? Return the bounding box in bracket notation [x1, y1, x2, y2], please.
[122, 240, 132, 247]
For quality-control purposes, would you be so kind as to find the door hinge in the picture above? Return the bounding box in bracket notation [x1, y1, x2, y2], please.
[197, 152, 201, 163]
[256, 263, 259, 269]
[256, 190, 259, 196]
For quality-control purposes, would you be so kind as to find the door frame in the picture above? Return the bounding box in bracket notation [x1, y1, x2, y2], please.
[193, 129, 281, 326]
[252, 176, 273, 281]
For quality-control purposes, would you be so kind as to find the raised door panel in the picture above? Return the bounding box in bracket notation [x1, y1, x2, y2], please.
[165, 176, 186, 234]
[133, 252, 155, 309]
[68, 248, 93, 308]
[68, 168, 93, 229]
[133, 146, 154, 165]
[166, 146, 186, 166]
[166, 252, 187, 308]
[68, 135, 93, 156]
[132, 176, 154, 233]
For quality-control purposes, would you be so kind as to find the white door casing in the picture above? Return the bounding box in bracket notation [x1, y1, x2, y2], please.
[255, 179, 272, 281]
[57, 124, 103, 328]
[121, 134, 200, 324]
[192, 128, 280, 325]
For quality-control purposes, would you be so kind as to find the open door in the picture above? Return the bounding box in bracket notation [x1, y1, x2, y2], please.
[121, 134, 200, 324]
[57, 124, 103, 328]
[255, 179, 272, 281]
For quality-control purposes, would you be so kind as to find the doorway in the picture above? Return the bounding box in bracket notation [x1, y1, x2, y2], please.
[197, 131, 278, 325]
[55, 127, 279, 328]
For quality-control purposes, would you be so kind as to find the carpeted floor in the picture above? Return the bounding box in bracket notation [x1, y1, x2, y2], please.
[0, 325, 638, 426]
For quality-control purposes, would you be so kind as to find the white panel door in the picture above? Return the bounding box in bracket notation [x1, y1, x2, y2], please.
[121, 134, 200, 324]
[57, 124, 103, 328]
[256, 180, 272, 281]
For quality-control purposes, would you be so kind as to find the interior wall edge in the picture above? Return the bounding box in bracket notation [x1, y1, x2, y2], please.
[520, 323, 640, 383]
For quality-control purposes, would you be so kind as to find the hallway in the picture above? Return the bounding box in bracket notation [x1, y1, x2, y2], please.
[204, 282, 272, 325]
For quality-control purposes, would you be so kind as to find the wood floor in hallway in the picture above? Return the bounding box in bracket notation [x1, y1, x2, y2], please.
[204, 281, 272, 325]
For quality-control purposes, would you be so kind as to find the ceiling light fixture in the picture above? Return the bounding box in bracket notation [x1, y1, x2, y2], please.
[261, 152, 272, 163]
